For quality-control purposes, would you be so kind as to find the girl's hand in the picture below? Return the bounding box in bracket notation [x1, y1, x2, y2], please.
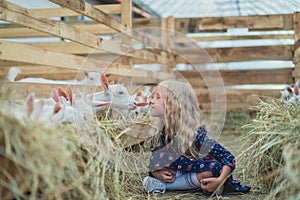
[200, 177, 223, 193]
[152, 168, 176, 183]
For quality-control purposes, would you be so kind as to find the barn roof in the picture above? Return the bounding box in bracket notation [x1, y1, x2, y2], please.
[134, 0, 300, 18]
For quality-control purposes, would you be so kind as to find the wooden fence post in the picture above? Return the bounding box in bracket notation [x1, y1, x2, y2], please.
[121, 0, 133, 86]
[160, 16, 175, 76]
[293, 12, 300, 81]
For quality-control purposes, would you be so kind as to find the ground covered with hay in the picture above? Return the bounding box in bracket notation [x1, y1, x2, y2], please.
[2, 87, 299, 200]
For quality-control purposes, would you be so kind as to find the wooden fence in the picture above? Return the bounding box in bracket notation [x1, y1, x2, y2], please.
[0, 0, 299, 112]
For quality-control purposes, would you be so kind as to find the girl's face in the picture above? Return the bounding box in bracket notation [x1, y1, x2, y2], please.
[150, 85, 166, 119]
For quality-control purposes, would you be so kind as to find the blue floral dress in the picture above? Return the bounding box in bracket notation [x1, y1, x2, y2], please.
[148, 127, 251, 193]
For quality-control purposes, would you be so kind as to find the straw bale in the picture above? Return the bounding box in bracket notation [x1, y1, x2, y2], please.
[239, 97, 300, 199]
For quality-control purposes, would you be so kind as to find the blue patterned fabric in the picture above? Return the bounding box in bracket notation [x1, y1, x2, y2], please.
[148, 127, 250, 193]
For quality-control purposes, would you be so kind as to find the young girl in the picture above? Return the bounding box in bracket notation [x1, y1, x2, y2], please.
[142, 80, 250, 195]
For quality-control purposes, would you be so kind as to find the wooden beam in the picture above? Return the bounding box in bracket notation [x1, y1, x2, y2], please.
[49, 0, 170, 58]
[179, 68, 293, 86]
[174, 46, 293, 64]
[0, 40, 174, 80]
[120, 0, 133, 86]
[174, 34, 294, 43]
[30, 4, 122, 17]
[196, 89, 281, 111]
[0, 22, 117, 38]
[49, 0, 126, 32]
[0, 65, 81, 80]
[0, 14, 294, 39]
[0, 1, 102, 48]
[195, 89, 281, 102]
[27, 42, 103, 54]
[0, 40, 99, 70]
[175, 14, 294, 33]
[293, 12, 300, 80]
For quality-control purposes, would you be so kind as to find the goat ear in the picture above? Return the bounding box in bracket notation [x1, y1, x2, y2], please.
[30, 99, 44, 120]
[57, 87, 67, 99]
[83, 70, 89, 77]
[25, 93, 35, 118]
[51, 88, 60, 103]
[100, 73, 109, 90]
[294, 84, 299, 96]
[54, 103, 62, 114]
[65, 86, 73, 105]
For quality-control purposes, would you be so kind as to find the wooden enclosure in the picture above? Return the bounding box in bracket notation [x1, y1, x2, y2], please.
[0, 0, 299, 112]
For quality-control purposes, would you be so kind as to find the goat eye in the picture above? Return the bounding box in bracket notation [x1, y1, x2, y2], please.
[118, 91, 124, 95]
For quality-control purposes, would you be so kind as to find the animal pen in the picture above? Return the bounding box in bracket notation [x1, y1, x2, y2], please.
[0, 0, 300, 199]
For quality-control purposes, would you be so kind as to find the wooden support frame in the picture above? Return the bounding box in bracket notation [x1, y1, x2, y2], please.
[293, 12, 300, 80]
[0, 1, 102, 48]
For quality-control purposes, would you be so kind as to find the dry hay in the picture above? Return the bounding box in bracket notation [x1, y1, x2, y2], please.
[0, 86, 264, 200]
[239, 97, 300, 200]
[0, 87, 153, 199]
[0, 89, 98, 199]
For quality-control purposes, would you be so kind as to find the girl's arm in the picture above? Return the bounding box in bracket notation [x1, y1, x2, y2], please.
[194, 127, 236, 171]
[200, 165, 232, 192]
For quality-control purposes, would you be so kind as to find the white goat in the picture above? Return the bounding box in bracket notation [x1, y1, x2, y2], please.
[91, 73, 135, 110]
[280, 79, 300, 104]
[90, 73, 149, 119]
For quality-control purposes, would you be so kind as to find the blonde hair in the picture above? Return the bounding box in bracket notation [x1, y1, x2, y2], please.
[149, 80, 203, 158]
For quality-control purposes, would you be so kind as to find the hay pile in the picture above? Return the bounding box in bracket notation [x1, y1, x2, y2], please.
[0, 104, 88, 199]
[0, 88, 152, 199]
[239, 97, 300, 200]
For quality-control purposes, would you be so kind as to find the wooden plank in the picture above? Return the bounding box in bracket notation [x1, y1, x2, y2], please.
[293, 12, 300, 80]
[0, 65, 81, 80]
[294, 12, 300, 42]
[0, 1, 102, 49]
[120, 0, 133, 86]
[0, 14, 293, 39]
[49, 0, 170, 55]
[196, 89, 281, 111]
[0, 81, 105, 99]
[0, 22, 117, 38]
[28, 42, 104, 54]
[0, 40, 174, 80]
[0, 40, 101, 70]
[27, 41, 167, 67]
[133, 18, 161, 29]
[174, 34, 294, 43]
[195, 88, 281, 102]
[0, 18, 160, 38]
[115, 46, 293, 65]
[30, 4, 122, 17]
[293, 63, 300, 80]
[175, 14, 294, 33]
[179, 68, 293, 86]
[49, 0, 126, 32]
[174, 46, 294, 64]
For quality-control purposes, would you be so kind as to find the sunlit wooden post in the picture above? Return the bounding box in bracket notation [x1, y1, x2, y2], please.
[160, 16, 175, 78]
[121, 0, 133, 86]
[293, 12, 300, 81]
